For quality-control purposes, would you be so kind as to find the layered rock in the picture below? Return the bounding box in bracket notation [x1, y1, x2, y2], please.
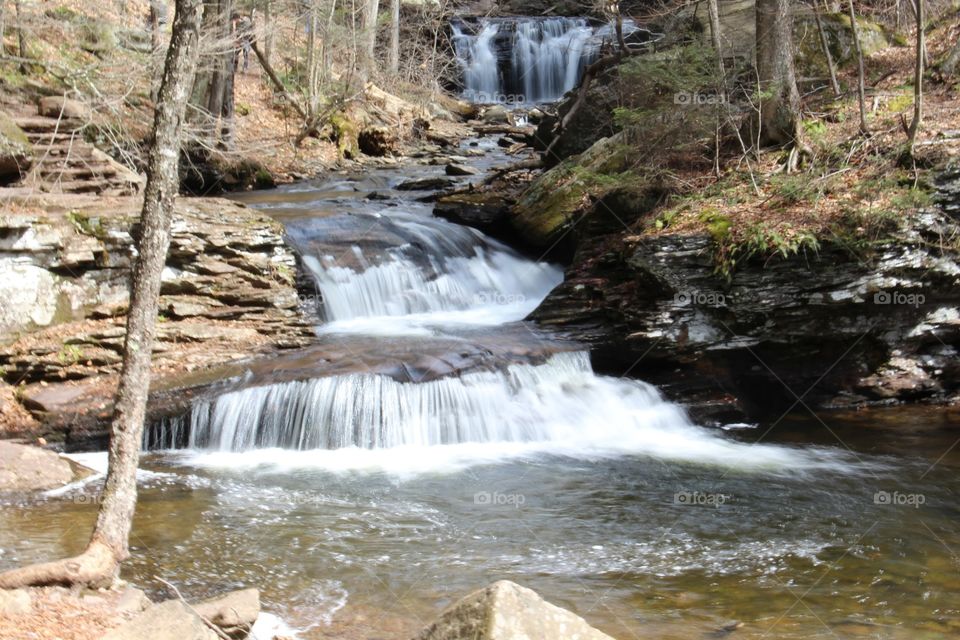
[0, 193, 313, 440]
[528, 167, 960, 419]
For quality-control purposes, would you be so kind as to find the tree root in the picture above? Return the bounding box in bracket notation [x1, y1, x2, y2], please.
[0, 541, 118, 589]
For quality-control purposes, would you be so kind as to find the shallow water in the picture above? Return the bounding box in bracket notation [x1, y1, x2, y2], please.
[2, 410, 958, 639]
[3, 142, 957, 640]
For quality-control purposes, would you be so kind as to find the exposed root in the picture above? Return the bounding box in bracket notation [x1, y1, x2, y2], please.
[0, 541, 118, 589]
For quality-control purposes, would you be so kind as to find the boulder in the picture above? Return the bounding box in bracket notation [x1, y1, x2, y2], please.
[0, 111, 32, 183]
[396, 177, 455, 191]
[0, 589, 32, 615]
[102, 600, 219, 640]
[0, 441, 74, 491]
[38, 96, 91, 120]
[192, 588, 260, 639]
[414, 580, 616, 640]
[480, 105, 510, 124]
[445, 163, 480, 177]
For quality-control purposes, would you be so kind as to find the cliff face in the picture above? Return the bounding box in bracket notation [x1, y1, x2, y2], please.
[525, 166, 960, 420]
[0, 194, 314, 441]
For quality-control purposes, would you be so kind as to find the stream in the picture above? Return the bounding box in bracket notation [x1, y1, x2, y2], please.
[1, 138, 959, 640]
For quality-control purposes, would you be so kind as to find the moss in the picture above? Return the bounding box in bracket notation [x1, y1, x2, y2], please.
[329, 112, 359, 159]
[67, 210, 107, 237]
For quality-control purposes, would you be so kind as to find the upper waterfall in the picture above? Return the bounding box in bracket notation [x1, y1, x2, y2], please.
[451, 16, 656, 105]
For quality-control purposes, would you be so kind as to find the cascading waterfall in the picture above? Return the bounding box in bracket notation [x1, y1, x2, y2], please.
[295, 213, 563, 333]
[451, 17, 653, 104]
[148, 351, 855, 473]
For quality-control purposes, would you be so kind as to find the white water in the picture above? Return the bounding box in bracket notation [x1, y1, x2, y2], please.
[156, 352, 862, 477]
[302, 245, 562, 335]
[451, 17, 653, 104]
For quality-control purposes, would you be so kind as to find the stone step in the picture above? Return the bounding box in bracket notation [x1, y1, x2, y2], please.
[13, 115, 83, 133]
[37, 166, 119, 180]
[26, 132, 78, 144]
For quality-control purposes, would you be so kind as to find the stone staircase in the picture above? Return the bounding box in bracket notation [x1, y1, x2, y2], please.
[10, 100, 143, 196]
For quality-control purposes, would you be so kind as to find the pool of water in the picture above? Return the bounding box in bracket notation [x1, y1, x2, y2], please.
[2, 407, 958, 640]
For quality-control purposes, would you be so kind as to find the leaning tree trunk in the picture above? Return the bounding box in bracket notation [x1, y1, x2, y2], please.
[755, 0, 802, 147]
[0, 0, 203, 590]
[813, 0, 841, 97]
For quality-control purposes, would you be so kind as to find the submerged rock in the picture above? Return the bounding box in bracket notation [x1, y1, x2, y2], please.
[414, 580, 616, 640]
[0, 441, 74, 491]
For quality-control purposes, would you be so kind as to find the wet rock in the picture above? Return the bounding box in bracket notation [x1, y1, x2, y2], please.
[434, 191, 511, 238]
[396, 177, 455, 191]
[445, 163, 480, 176]
[0, 441, 73, 491]
[192, 588, 259, 639]
[414, 580, 615, 640]
[102, 599, 218, 640]
[0, 589, 32, 615]
[480, 105, 510, 124]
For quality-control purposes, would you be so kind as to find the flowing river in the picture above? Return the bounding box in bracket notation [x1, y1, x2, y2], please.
[1, 138, 958, 639]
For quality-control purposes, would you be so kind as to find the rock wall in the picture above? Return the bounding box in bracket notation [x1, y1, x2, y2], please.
[527, 166, 960, 420]
[0, 194, 314, 440]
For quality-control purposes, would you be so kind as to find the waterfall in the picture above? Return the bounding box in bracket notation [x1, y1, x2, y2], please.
[147, 352, 689, 451]
[451, 17, 654, 105]
[293, 212, 563, 334]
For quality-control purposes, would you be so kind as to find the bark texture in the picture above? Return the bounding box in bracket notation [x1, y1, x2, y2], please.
[0, 0, 204, 589]
[755, 0, 802, 146]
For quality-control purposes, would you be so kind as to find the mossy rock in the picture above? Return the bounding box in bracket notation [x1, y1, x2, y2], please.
[329, 112, 359, 160]
[512, 133, 636, 247]
[796, 12, 889, 77]
[79, 21, 118, 55]
[0, 111, 32, 184]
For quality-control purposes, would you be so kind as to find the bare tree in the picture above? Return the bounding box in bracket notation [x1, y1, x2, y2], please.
[0, 0, 204, 589]
[906, 0, 923, 153]
[388, 0, 400, 75]
[707, 0, 726, 77]
[755, 0, 803, 146]
[361, 0, 380, 74]
[813, 0, 841, 97]
[847, 0, 869, 134]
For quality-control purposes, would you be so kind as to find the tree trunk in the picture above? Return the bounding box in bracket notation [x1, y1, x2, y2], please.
[362, 0, 380, 74]
[906, 0, 923, 151]
[190, 0, 233, 146]
[388, 0, 399, 75]
[262, 0, 272, 66]
[707, 0, 725, 77]
[847, 0, 869, 134]
[15, 0, 27, 72]
[0, 0, 204, 590]
[813, 0, 841, 97]
[755, 0, 802, 146]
